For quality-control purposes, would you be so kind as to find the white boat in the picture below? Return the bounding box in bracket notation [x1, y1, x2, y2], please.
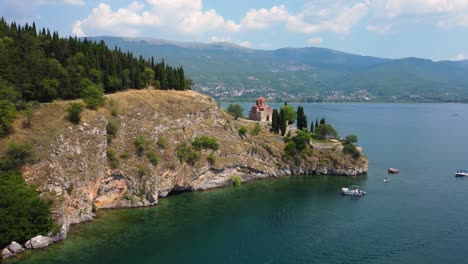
[388, 168, 399, 174]
[455, 170, 468, 177]
[384, 178, 391, 182]
[341, 185, 366, 196]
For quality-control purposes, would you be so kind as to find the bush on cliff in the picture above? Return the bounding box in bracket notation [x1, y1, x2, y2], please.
[0, 171, 54, 247]
[0, 143, 35, 171]
[0, 100, 17, 137]
[192, 135, 219, 151]
[66, 102, 84, 124]
[343, 143, 361, 159]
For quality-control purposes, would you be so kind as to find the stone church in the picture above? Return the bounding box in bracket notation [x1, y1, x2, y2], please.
[249, 96, 273, 122]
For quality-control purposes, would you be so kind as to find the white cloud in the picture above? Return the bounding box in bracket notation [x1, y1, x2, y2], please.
[74, 0, 240, 37]
[73, 2, 160, 37]
[307, 37, 323, 45]
[239, 2, 368, 34]
[452, 53, 466, 61]
[241, 5, 290, 30]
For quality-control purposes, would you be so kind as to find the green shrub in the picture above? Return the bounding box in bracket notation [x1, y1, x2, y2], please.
[134, 135, 147, 156]
[251, 122, 261, 136]
[0, 100, 16, 136]
[106, 148, 120, 168]
[314, 124, 338, 139]
[106, 121, 118, 143]
[187, 151, 200, 165]
[81, 81, 105, 109]
[111, 108, 118, 117]
[66, 102, 84, 124]
[0, 171, 54, 247]
[343, 143, 361, 159]
[226, 104, 244, 119]
[23, 106, 33, 128]
[207, 153, 216, 165]
[238, 126, 247, 136]
[176, 144, 191, 163]
[147, 151, 159, 166]
[345, 134, 358, 143]
[192, 135, 219, 150]
[157, 137, 167, 149]
[0, 143, 35, 171]
[230, 175, 242, 187]
[138, 164, 148, 177]
[120, 151, 130, 160]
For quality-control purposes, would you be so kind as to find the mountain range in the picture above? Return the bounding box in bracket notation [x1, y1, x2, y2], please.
[88, 36, 468, 102]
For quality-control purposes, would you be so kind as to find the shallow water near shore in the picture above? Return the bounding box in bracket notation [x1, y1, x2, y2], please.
[11, 103, 468, 264]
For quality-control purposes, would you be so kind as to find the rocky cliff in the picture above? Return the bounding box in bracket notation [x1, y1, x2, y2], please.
[0, 89, 367, 239]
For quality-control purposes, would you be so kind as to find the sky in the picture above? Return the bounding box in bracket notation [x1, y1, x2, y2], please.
[1, 0, 468, 61]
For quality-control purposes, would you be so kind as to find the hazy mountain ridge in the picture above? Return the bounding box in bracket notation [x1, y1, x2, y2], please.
[89, 36, 468, 102]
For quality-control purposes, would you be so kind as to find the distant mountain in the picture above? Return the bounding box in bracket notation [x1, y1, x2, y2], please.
[88, 36, 468, 102]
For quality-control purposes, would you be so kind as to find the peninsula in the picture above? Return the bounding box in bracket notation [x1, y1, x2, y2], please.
[0, 88, 367, 258]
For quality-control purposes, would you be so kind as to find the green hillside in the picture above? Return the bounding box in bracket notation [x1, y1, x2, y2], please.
[91, 36, 468, 103]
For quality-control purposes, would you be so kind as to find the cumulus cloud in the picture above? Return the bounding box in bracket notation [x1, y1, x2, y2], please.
[287, 2, 368, 34]
[74, 0, 371, 39]
[239, 2, 368, 34]
[73, 2, 160, 37]
[74, 0, 240, 37]
[307, 37, 323, 45]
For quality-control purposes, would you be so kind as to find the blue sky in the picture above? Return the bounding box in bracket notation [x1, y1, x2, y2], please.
[1, 0, 468, 61]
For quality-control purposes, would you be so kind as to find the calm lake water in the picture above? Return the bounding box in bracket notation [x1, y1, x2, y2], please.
[11, 103, 468, 264]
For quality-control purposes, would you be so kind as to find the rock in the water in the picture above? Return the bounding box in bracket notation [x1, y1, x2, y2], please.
[30, 235, 53, 249]
[2, 248, 13, 260]
[8, 241, 24, 253]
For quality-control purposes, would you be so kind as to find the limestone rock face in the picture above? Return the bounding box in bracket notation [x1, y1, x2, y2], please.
[30, 235, 54, 249]
[2, 248, 13, 260]
[8, 241, 24, 253]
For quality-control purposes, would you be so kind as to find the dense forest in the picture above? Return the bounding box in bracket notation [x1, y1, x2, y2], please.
[0, 17, 190, 107]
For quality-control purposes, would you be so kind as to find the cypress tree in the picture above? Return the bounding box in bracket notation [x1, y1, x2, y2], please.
[279, 108, 287, 136]
[272, 109, 277, 132]
[320, 117, 326, 125]
[310, 119, 314, 133]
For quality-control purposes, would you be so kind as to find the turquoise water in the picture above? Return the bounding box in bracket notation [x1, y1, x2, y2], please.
[11, 103, 468, 264]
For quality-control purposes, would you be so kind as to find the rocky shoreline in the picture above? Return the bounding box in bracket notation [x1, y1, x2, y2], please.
[1, 90, 367, 260]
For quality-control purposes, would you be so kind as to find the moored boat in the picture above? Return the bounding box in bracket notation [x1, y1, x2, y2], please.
[341, 185, 366, 196]
[388, 168, 400, 174]
[455, 170, 468, 177]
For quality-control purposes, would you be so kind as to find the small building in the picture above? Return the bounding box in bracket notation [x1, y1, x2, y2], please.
[249, 96, 273, 122]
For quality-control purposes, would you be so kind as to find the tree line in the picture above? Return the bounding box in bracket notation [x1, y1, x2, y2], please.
[0, 18, 192, 136]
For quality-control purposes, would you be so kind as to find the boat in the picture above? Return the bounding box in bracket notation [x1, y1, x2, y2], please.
[341, 185, 366, 196]
[384, 178, 391, 182]
[388, 168, 400, 174]
[455, 170, 468, 177]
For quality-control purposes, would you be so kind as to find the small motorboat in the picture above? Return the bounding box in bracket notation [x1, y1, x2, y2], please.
[455, 170, 468, 177]
[388, 168, 400, 174]
[384, 178, 391, 182]
[341, 185, 366, 196]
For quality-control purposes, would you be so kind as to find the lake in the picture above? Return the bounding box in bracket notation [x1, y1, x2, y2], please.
[11, 103, 468, 264]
